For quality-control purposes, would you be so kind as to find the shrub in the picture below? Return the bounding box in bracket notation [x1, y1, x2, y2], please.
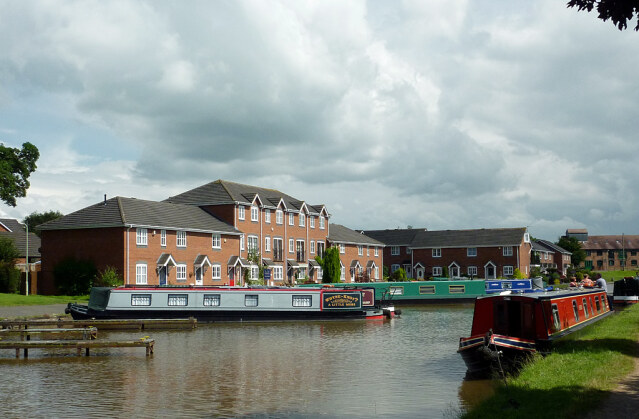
[93, 266, 123, 287]
[53, 257, 97, 295]
[389, 268, 407, 282]
[0, 261, 20, 293]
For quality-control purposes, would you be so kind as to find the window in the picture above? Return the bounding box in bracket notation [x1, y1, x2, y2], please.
[204, 294, 221, 306]
[136, 228, 147, 246]
[276, 210, 283, 224]
[265, 209, 271, 223]
[319, 216, 325, 229]
[340, 265, 345, 281]
[288, 213, 294, 226]
[583, 298, 589, 318]
[358, 246, 363, 256]
[299, 213, 305, 227]
[245, 295, 259, 307]
[238, 206, 245, 220]
[432, 248, 441, 257]
[293, 295, 313, 307]
[375, 247, 379, 257]
[503, 246, 513, 256]
[160, 230, 166, 247]
[251, 205, 259, 222]
[366, 246, 370, 257]
[297, 267, 306, 280]
[211, 264, 221, 279]
[432, 266, 443, 276]
[595, 296, 601, 313]
[310, 241, 315, 254]
[251, 265, 259, 280]
[131, 294, 151, 306]
[176, 264, 187, 281]
[390, 287, 404, 296]
[212, 234, 221, 249]
[273, 238, 284, 261]
[265, 236, 271, 252]
[449, 285, 465, 294]
[273, 266, 283, 280]
[467, 247, 477, 257]
[503, 266, 514, 276]
[317, 267, 323, 280]
[551, 304, 561, 330]
[391, 246, 400, 256]
[468, 266, 478, 276]
[136, 264, 147, 285]
[309, 216, 315, 228]
[240, 235, 245, 251]
[289, 238, 294, 253]
[420, 285, 436, 294]
[339, 244, 345, 254]
[406, 248, 412, 254]
[176, 231, 186, 247]
[168, 294, 188, 306]
[317, 241, 325, 258]
[248, 235, 258, 253]
[573, 300, 579, 322]
[391, 264, 400, 272]
[374, 267, 379, 279]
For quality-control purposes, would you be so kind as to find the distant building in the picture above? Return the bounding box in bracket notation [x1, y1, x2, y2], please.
[581, 234, 639, 271]
[327, 224, 384, 282]
[531, 239, 571, 276]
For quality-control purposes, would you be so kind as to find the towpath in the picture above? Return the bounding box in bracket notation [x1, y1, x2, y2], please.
[585, 350, 639, 418]
[0, 304, 68, 319]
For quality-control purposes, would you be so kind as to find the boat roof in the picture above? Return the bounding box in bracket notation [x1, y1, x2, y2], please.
[477, 288, 605, 301]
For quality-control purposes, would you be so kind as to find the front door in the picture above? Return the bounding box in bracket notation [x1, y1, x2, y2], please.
[159, 266, 167, 286]
[485, 264, 496, 279]
[450, 265, 460, 277]
[195, 267, 203, 286]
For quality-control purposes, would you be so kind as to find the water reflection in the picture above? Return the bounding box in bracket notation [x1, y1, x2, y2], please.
[0, 305, 495, 418]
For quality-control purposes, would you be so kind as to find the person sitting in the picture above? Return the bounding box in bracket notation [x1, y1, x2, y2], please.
[594, 273, 607, 292]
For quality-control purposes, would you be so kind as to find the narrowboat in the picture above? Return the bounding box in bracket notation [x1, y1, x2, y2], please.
[66, 285, 395, 322]
[458, 288, 612, 378]
[613, 276, 639, 305]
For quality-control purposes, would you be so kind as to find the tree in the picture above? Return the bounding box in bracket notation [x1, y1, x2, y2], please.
[0, 142, 40, 207]
[53, 257, 97, 295]
[557, 236, 587, 267]
[24, 210, 63, 237]
[315, 246, 341, 283]
[0, 237, 20, 293]
[567, 0, 639, 31]
[389, 268, 407, 282]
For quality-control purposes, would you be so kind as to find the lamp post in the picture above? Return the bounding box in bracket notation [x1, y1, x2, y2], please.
[25, 223, 29, 296]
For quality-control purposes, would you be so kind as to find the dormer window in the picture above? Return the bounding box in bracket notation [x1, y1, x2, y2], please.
[319, 216, 325, 230]
[299, 213, 305, 227]
[251, 205, 259, 222]
[289, 213, 294, 226]
[276, 210, 283, 225]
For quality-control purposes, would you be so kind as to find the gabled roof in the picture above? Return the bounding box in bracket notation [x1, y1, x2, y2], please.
[328, 224, 384, 246]
[38, 197, 240, 235]
[0, 219, 41, 258]
[0, 218, 23, 232]
[164, 179, 327, 214]
[534, 239, 571, 255]
[581, 235, 639, 251]
[361, 228, 423, 246]
[410, 227, 528, 249]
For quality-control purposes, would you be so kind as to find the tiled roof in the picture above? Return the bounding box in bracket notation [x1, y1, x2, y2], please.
[328, 224, 384, 246]
[581, 235, 639, 250]
[165, 179, 327, 215]
[410, 227, 527, 248]
[0, 218, 23, 233]
[38, 197, 240, 235]
[535, 239, 571, 255]
[0, 224, 41, 258]
[360, 228, 422, 246]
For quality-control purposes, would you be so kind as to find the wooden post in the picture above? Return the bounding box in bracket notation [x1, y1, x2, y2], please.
[15, 348, 19, 358]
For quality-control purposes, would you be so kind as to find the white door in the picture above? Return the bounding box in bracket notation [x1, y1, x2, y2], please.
[195, 267, 203, 286]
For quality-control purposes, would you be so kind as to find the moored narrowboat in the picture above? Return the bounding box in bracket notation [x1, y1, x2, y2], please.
[66, 285, 394, 322]
[458, 288, 612, 378]
[613, 276, 639, 305]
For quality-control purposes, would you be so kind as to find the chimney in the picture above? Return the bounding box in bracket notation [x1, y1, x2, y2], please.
[104, 194, 107, 205]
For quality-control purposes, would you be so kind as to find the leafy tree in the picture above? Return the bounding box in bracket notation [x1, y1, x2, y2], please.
[557, 236, 587, 267]
[93, 266, 123, 287]
[389, 268, 407, 282]
[0, 237, 20, 293]
[513, 268, 526, 279]
[53, 257, 97, 295]
[567, 0, 639, 31]
[315, 246, 341, 283]
[0, 142, 40, 207]
[24, 210, 63, 237]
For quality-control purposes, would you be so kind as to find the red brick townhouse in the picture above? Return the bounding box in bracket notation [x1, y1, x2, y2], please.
[0, 218, 41, 294]
[327, 224, 384, 282]
[409, 228, 532, 279]
[570, 231, 639, 271]
[165, 180, 331, 285]
[531, 239, 571, 276]
[38, 197, 241, 294]
[361, 228, 423, 278]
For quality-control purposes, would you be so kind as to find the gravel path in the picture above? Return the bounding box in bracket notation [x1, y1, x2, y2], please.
[0, 304, 69, 319]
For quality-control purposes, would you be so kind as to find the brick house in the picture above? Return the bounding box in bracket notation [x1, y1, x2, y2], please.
[0, 218, 41, 293]
[531, 239, 572, 276]
[327, 224, 384, 282]
[361, 228, 422, 278]
[39, 197, 241, 294]
[576, 233, 639, 271]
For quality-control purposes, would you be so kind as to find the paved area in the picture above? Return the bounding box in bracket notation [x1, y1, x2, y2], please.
[0, 304, 69, 319]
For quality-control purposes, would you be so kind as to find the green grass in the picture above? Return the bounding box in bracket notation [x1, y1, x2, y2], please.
[592, 270, 638, 282]
[462, 305, 639, 418]
[0, 293, 89, 306]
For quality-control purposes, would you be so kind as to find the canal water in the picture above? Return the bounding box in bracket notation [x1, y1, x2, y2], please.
[0, 305, 494, 418]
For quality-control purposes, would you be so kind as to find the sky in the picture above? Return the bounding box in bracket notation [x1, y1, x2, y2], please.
[1, 0, 638, 242]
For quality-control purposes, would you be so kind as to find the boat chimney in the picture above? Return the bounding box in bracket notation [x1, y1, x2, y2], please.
[104, 194, 107, 205]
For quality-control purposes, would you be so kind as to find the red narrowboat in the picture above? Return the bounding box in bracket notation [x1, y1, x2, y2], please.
[458, 288, 612, 377]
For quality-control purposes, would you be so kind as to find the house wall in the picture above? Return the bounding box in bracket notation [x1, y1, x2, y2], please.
[329, 242, 383, 283]
[583, 248, 639, 271]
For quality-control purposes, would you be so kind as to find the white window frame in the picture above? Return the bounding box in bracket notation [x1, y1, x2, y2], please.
[276, 210, 283, 225]
[293, 295, 313, 307]
[265, 236, 271, 252]
[240, 234, 245, 251]
[265, 209, 271, 223]
[289, 238, 294, 253]
[212, 234, 221, 249]
[136, 263, 147, 285]
[238, 206, 245, 220]
[432, 266, 443, 276]
[391, 246, 400, 256]
[176, 231, 187, 248]
[168, 294, 188, 306]
[432, 248, 441, 258]
[340, 265, 345, 281]
[366, 246, 370, 257]
[251, 205, 259, 222]
[339, 244, 345, 254]
[467, 247, 477, 257]
[248, 235, 259, 253]
[299, 213, 305, 227]
[309, 216, 315, 228]
[406, 248, 412, 254]
[273, 266, 283, 280]
[136, 228, 147, 246]
[374, 247, 379, 257]
[211, 264, 221, 280]
[288, 212, 294, 226]
[391, 264, 400, 272]
[204, 294, 221, 306]
[160, 230, 166, 247]
[319, 216, 325, 230]
[503, 246, 513, 256]
[317, 267, 323, 280]
[468, 266, 478, 276]
[310, 241, 315, 254]
[176, 264, 187, 281]
[374, 266, 379, 279]
[504, 265, 514, 276]
[358, 245, 363, 256]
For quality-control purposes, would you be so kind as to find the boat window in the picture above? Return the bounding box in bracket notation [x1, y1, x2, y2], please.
[582, 298, 589, 318]
[292, 295, 313, 307]
[419, 285, 436, 294]
[573, 300, 579, 322]
[390, 287, 404, 296]
[168, 294, 188, 306]
[595, 296, 601, 313]
[245, 295, 259, 307]
[551, 304, 560, 331]
[601, 296, 607, 311]
[449, 285, 465, 294]
[203, 294, 221, 307]
[588, 298, 594, 317]
[131, 294, 151, 306]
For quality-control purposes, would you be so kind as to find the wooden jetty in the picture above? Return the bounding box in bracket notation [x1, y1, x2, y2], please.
[0, 337, 155, 358]
[0, 317, 197, 330]
[0, 327, 98, 340]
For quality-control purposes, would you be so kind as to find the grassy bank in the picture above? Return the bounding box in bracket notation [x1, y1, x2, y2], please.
[0, 293, 88, 306]
[462, 304, 639, 418]
[592, 270, 638, 281]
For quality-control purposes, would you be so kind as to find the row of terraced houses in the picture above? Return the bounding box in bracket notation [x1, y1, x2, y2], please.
[34, 179, 557, 294]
